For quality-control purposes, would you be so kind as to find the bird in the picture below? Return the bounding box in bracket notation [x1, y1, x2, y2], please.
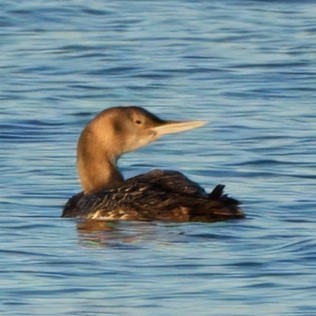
[62, 106, 244, 222]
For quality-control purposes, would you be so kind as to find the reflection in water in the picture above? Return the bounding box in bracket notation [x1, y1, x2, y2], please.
[75, 219, 234, 249]
[77, 219, 116, 232]
[76, 219, 160, 248]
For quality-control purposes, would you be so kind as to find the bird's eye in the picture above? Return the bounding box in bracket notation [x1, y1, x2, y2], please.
[135, 120, 142, 125]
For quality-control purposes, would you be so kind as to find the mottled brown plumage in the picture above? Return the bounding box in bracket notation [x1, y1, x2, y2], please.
[62, 106, 244, 222]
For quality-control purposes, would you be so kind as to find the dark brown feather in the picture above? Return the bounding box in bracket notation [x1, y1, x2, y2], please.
[62, 170, 244, 222]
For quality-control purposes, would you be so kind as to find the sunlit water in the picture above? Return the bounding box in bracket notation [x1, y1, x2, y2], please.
[1, 1, 316, 315]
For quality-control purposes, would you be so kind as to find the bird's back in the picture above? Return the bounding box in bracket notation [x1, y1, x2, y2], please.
[62, 170, 244, 222]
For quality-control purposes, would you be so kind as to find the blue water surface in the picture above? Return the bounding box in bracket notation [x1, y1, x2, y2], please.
[0, 1, 316, 315]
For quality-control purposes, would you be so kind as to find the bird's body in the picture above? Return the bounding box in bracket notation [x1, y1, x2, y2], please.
[62, 106, 244, 222]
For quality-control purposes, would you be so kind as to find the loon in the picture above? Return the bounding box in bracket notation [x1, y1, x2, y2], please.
[62, 106, 244, 222]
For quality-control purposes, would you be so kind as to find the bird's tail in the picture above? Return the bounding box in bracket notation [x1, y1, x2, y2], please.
[191, 185, 244, 222]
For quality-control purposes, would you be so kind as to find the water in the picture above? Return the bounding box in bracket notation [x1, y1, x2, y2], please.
[1, 0, 315, 315]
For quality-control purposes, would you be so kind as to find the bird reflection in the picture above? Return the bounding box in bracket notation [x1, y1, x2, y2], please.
[76, 219, 159, 248]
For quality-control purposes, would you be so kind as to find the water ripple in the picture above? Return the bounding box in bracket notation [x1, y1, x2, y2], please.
[1, 0, 316, 315]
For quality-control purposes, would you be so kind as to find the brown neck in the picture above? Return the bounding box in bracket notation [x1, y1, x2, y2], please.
[76, 127, 124, 194]
[77, 155, 123, 194]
